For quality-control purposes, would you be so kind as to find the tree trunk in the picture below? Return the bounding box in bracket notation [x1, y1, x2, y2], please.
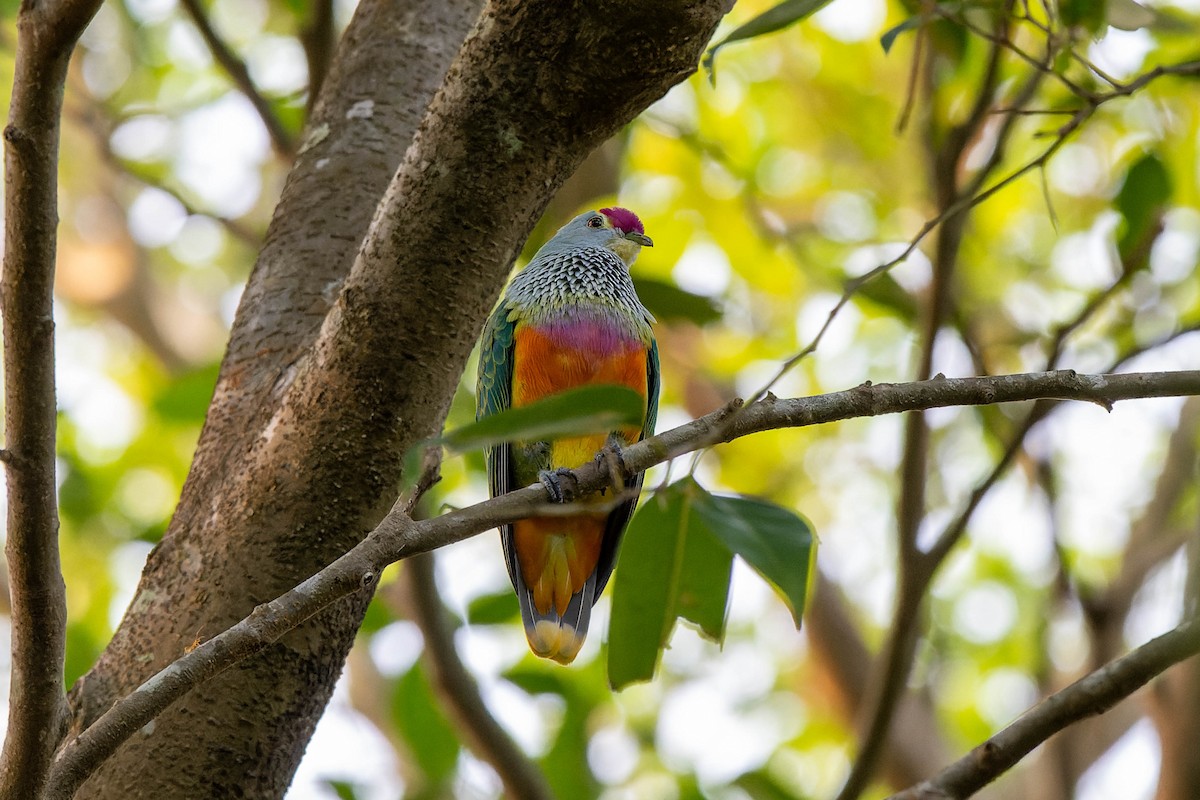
[64, 0, 481, 795]
[63, 1, 728, 796]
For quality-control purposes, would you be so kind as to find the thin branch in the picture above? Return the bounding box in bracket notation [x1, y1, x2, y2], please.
[925, 221, 1168, 568]
[299, 0, 336, 112]
[888, 617, 1200, 800]
[937, 5, 1092, 99]
[895, 25, 926, 134]
[404, 554, 555, 800]
[402, 447, 443, 515]
[1, 2, 104, 797]
[1080, 396, 1200, 664]
[752, 55, 1200, 403]
[836, 20, 1012, 797]
[177, 0, 296, 159]
[750, 80, 1191, 795]
[1111, 321, 1200, 370]
[989, 107, 1078, 116]
[44, 368, 1200, 798]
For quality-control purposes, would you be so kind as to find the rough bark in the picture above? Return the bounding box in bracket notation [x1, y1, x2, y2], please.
[62, 1, 729, 797]
[65, 0, 483, 795]
[1, 1, 103, 797]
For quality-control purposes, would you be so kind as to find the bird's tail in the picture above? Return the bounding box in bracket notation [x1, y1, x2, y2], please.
[515, 570, 596, 665]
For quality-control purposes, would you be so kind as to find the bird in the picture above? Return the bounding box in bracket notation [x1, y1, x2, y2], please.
[476, 207, 660, 664]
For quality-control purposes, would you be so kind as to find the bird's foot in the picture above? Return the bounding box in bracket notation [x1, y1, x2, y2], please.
[595, 437, 629, 495]
[539, 467, 578, 503]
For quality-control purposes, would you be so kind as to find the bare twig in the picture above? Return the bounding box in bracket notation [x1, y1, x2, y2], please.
[178, 0, 296, 158]
[936, 5, 1092, 99]
[925, 214, 1168, 570]
[888, 617, 1200, 800]
[404, 554, 555, 800]
[0, 2, 104, 797]
[44, 368, 1200, 798]
[895, 25, 926, 134]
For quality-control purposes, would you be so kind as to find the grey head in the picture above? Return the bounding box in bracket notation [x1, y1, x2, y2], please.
[531, 207, 653, 267]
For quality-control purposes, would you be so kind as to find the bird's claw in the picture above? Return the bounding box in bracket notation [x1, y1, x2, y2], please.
[595, 437, 628, 495]
[539, 467, 577, 503]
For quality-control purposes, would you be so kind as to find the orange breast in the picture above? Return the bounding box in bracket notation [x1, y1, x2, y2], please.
[512, 323, 647, 462]
[510, 320, 649, 614]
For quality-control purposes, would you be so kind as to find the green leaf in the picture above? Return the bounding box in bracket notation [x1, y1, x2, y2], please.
[703, 0, 837, 83]
[692, 492, 815, 627]
[855, 273, 918, 320]
[607, 481, 814, 687]
[878, 4, 969, 53]
[608, 489, 684, 688]
[675, 491, 736, 640]
[633, 277, 722, 325]
[607, 480, 733, 689]
[441, 384, 645, 453]
[1106, 0, 1155, 29]
[1116, 153, 1171, 262]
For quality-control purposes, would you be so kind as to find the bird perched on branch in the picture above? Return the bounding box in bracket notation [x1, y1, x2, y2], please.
[477, 207, 660, 664]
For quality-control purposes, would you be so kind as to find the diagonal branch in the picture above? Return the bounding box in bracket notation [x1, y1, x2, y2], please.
[888, 617, 1200, 800]
[177, 0, 296, 158]
[1, 2, 104, 797]
[44, 368, 1200, 798]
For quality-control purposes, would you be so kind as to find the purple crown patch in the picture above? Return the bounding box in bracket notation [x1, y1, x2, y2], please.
[599, 207, 644, 235]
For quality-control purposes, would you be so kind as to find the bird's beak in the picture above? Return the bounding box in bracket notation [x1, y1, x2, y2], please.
[623, 231, 653, 247]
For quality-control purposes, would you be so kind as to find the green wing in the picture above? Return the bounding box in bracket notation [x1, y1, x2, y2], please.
[643, 337, 661, 444]
[478, 303, 527, 592]
[477, 304, 515, 500]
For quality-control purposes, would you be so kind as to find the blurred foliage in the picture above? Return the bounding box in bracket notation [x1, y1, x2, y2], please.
[4, 0, 1200, 797]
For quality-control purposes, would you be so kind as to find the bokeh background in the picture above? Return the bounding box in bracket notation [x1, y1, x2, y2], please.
[3, 0, 1200, 797]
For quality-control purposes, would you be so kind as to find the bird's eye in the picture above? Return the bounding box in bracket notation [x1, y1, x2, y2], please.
[587, 216, 604, 229]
